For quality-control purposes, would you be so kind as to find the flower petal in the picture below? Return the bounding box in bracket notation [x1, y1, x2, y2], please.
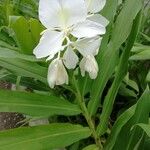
[47, 59, 68, 88]
[74, 37, 102, 57]
[56, 60, 68, 86]
[47, 59, 58, 88]
[86, 0, 106, 13]
[39, 0, 87, 29]
[88, 14, 109, 27]
[33, 30, 64, 59]
[79, 57, 86, 77]
[63, 46, 79, 69]
[80, 55, 99, 79]
[71, 20, 106, 38]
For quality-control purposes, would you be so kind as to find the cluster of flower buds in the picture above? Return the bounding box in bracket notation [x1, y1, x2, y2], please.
[33, 0, 109, 88]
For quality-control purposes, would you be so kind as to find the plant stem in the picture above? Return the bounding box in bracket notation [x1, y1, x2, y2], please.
[16, 76, 21, 90]
[73, 76, 103, 149]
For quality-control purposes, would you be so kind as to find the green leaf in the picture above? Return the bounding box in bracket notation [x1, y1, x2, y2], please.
[0, 47, 40, 62]
[124, 74, 139, 92]
[146, 71, 150, 82]
[96, 11, 142, 135]
[144, 138, 150, 150]
[0, 58, 47, 83]
[126, 88, 150, 150]
[112, 88, 150, 150]
[13, 0, 38, 18]
[69, 142, 80, 150]
[0, 123, 91, 150]
[111, 0, 142, 48]
[29, 18, 43, 44]
[104, 105, 136, 150]
[101, 0, 118, 21]
[0, 68, 11, 79]
[0, 27, 16, 45]
[88, 35, 119, 116]
[9, 16, 43, 54]
[0, 0, 10, 26]
[119, 83, 137, 98]
[131, 44, 150, 53]
[134, 123, 150, 137]
[0, 89, 81, 117]
[88, 0, 143, 116]
[130, 49, 150, 60]
[140, 33, 150, 42]
[0, 40, 19, 51]
[82, 144, 99, 150]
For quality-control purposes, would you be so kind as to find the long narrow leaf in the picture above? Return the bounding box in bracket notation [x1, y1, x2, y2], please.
[0, 47, 39, 62]
[96, 11, 142, 136]
[0, 89, 81, 116]
[112, 88, 150, 150]
[0, 123, 91, 150]
[0, 58, 47, 83]
[88, 0, 143, 116]
[135, 123, 150, 137]
[104, 105, 136, 150]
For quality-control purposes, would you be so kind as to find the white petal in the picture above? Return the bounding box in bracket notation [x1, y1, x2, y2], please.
[86, 0, 106, 13]
[56, 60, 68, 85]
[63, 46, 79, 69]
[79, 55, 99, 79]
[79, 58, 86, 77]
[88, 14, 109, 27]
[71, 20, 106, 38]
[33, 30, 64, 59]
[47, 59, 68, 88]
[39, 0, 87, 29]
[47, 59, 58, 88]
[74, 37, 102, 57]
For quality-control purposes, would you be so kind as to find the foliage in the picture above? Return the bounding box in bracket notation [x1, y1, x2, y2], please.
[0, 0, 149, 150]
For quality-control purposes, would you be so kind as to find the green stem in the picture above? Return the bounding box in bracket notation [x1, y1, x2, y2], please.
[81, 76, 88, 97]
[16, 76, 21, 90]
[73, 76, 103, 149]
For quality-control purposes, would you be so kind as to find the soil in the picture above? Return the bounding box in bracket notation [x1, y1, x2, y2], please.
[0, 82, 25, 131]
[0, 112, 24, 130]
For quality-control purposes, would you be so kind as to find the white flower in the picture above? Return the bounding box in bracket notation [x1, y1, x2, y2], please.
[74, 36, 102, 57]
[63, 46, 79, 69]
[74, 37, 100, 79]
[86, 0, 106, 13]
[80, 55, 99, 79]
[33, 0, 106, 60]
[33, 0, 109, 88]
[47, 59, 68, 88]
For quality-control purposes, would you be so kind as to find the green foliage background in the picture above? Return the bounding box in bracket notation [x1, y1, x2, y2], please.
[0, 0, 149, 150]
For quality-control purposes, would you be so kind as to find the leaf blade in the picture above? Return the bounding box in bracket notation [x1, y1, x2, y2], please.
[88, 0, 143, 116]
[96, 10, 142, 136]
[0, 89, 81, 117]
[0, 123, 91, 150]
[0, 58, 47, 83]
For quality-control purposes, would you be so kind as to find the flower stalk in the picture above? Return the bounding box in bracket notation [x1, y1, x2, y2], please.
[73, 75, 103, 149]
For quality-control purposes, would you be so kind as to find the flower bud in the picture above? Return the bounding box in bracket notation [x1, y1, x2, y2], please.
[80, 55, 99, 79]
[47, 59, 68, 88]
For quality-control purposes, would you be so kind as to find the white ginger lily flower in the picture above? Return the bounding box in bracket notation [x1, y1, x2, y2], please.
[73, 0, 109, 79]
[47, 59, 68, 88]
[33, 0, 106, 60]
[33, 0, 109, 88]
[80, 55, 99, 79]
[74, 37, 101, 78]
